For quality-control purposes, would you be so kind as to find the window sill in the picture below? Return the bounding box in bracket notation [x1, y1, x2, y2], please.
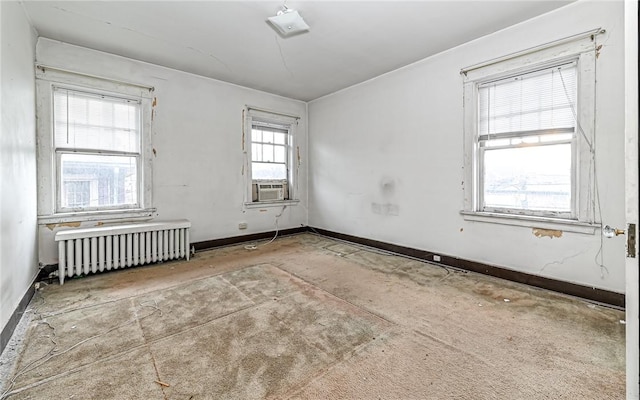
[244, 199, 300, 209]
[460, 211, 598, 234]
[38, 208, 156, 225]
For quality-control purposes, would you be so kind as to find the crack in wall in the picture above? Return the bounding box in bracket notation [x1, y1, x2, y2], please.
[51, 6, 232, 73]
[274, 36, 294, 78]
[539, 247, 591, 273]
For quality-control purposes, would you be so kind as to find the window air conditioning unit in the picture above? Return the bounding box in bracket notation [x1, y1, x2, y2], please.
[257, 181, 285, 202]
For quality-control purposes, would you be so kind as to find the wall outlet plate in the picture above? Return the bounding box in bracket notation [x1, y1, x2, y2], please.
[433, 255, 441, 262]
[238, 222, 248, 230]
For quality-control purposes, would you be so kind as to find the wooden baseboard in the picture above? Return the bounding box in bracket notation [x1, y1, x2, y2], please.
[192, 227, 307, 251]
[308, 227, 625, 309]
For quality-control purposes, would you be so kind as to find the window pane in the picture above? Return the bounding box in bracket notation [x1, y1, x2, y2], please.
[262, 131, 273, 143]
[263, 144, 274, 162]
[60, 153, 138, 209]
[274, 145, 286, 163]
[479, 64, 576, 135]
[273, 133, 286, 145]
[483, 144, 571, 212]
[54, 88, 140, 152]
[252, 143, 262, 162]
[251, 129, 262, 142]
[252, 162, 287, 180]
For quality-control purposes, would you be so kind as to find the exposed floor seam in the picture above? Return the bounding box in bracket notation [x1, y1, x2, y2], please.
[271, 263, 396, 326]
[38, 262, 275, 318]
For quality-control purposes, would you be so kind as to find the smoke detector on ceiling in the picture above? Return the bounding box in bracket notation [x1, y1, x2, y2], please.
[267, 5, 310, 37]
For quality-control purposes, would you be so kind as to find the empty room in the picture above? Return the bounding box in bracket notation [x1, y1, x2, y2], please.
[1, 0, 638, 399]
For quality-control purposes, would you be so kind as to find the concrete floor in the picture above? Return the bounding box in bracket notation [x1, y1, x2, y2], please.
[0, 233, 626, 399]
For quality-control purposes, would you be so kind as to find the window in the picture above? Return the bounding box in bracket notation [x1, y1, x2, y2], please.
[36, 68, 154, 222]
[478, 63, 576, 218]
[251, 124, 289, 181]
[462, 31, 600, 232]
[244, 108, 299, 205]
[54, 88, 140, 212]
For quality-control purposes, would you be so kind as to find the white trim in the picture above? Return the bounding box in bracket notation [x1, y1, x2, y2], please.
[243, 199, 300, 209]
[461, 211, 597, 234]
[245, 104, 300, 120]
[36, 66, 154, 98]
[38, 208, 155, 224]
[624, 0, 639, 398]
[460, 28, 604, 75]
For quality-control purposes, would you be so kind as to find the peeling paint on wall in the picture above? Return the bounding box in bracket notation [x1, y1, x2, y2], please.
[46, 221, 81, 231]
[533, 228, 563, 239]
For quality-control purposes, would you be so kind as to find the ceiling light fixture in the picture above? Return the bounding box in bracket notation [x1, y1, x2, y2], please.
[267, 4, 309, 37]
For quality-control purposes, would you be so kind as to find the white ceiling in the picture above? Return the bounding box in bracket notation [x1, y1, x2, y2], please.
[22, 1, 574, 102]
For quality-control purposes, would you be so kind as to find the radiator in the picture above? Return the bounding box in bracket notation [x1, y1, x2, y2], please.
[54, 220, 191, 285]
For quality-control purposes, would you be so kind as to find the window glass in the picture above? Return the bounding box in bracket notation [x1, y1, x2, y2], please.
[477, 63, 576, 216]
[54, 88, 140, 153]
[54, 87, 142, 211]
[60, 153, 138, 209]
[483, 144, 571, 212]
[251, 125, 289, 182]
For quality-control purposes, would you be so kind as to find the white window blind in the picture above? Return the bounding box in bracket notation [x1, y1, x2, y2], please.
[478, 62, 577, 138]
[54, 87, 140, 153]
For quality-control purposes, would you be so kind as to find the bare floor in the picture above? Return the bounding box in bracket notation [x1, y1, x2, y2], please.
[0, 233, 626, 399]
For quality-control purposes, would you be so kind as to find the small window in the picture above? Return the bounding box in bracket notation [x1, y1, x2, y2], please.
[54, 87, 142, 212]
[251, 124, 289, 181]
[244, 108, 298, 205]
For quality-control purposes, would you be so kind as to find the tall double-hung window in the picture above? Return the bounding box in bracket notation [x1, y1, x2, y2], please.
[37, 68, 154, 222]
[462, 30, 602, 232]
[478, 62, 577, 217]
[54, 87, 141, 211]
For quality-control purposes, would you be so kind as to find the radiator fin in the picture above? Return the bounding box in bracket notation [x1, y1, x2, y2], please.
[55, 220, 191, 285]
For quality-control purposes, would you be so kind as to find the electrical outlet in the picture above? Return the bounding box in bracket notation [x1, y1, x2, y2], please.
[238, 222, 248, 230]
[433, 255, 441, 262]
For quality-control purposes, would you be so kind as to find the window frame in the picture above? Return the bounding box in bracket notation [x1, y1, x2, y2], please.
[36, 67, 155, 223]
[461, 32, 600, 234]
[243, 107, 300, 207]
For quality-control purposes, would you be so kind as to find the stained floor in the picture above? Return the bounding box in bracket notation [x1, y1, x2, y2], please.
[0, 233, 626, 399]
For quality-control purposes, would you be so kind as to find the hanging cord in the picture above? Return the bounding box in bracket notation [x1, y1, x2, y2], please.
[244, 205, 288, 250]
[559, 67, 608, 278]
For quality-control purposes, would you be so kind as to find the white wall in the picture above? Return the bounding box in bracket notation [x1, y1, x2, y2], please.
[0, 2, 38, 334]
[308, 1, 626, 293]
[36, 39, 308, 265]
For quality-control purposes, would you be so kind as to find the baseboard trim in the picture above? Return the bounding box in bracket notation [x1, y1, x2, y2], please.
[309, 227, 625, 309]
[0, 278, 37, 355]
[192, 227, 308, 251]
